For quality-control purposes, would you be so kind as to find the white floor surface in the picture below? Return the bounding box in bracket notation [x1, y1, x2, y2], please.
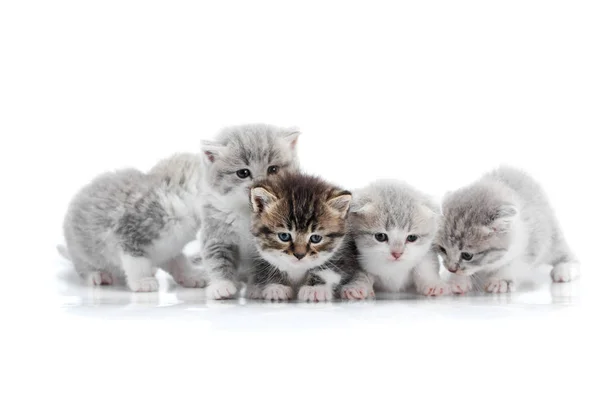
[3, 253, 594, 400]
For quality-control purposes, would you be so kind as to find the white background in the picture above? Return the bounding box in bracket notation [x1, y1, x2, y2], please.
[1, 1, 599, 399]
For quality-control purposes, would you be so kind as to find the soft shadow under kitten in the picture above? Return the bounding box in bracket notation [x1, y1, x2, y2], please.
[247, 173, 360, 302]
[344, 180, 447, 298]
[436, 165, 579, 294]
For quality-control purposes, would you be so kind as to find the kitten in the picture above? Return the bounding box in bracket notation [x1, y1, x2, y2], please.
[199, 124, 301, 299]
[247, 172, 359, 302]
[343, 180, 447, 298]
[436, 166, 580, 294]
[60, 153, 207, 291]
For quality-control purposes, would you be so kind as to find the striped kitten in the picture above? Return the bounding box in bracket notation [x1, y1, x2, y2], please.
[248, 173, 361, 302]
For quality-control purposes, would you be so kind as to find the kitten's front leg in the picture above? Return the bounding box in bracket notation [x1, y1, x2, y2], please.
[247, 262, 293, 301]
[201, 217, 241, 299]
[412, 253, 450, 296]
[483, 260, 529, 293]
[340, 271, 374, 300]
[120, 252, 159, 292]
[161, 253, 207, 288]
[203, 240, 240, 299]
[484, 267, 518, 294]
[447, 273, 473, 294]
[298, 269, 342, 302]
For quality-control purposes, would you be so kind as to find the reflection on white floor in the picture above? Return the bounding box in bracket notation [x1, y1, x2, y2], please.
[6, 257, 589, 400]
[54, 262, 582, 324]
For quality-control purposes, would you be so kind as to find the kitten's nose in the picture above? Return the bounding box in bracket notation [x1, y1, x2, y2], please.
[447, 264, 458, 273]
[391, 251, 403, 260]
[293, 252, 306, 260]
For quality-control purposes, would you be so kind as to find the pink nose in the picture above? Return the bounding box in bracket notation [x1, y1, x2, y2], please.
[391, 251, 403, 260]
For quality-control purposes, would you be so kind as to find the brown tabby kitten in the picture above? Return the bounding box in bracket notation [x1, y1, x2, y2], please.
[247, 172, 362, 302]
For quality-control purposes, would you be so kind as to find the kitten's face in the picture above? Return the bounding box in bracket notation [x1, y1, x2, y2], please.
[435, 204, 519, 276]
[202, 124, 300, 207]
[350, 201, 437, 271]
[250, 175, 352, 273]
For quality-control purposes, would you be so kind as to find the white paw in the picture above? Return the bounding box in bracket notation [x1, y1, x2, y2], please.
[86, 271, 114, 286]
[341, 284, 374, 300]
[298, 285, 333, 302]
[206, 280, 238, 300]
[484, 279, 515, 293]
[551, 262, 580, 283]
[261, 284, 293, 301]
[175, 270, 208, 288]
[449, 277, 473, 294]
[418, 281, 450, 296]
[128, 277, 159, 292]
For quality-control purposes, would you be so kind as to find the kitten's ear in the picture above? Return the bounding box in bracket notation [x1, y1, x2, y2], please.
[280, 129, 301, 150]
[419, 204, 440, 219]
[201, 140, 226, 163]
[419, 205, 441, 230]
[327, 191, 352, 218]
[483, 204, 519, 234]
[250, 187, 279, 214]
[350, 201, 375, 215]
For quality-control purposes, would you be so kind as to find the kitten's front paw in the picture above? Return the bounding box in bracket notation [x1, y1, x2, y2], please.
[551, 262, 580, 283]
[484, 279, 515, 293]
[86, 271, 113, 286]
[417, 281, 450, 296]
[128, 277, 159, 292]
[206, 280, 238, 300]
[298, 285, 333, 302]
[449, 276, 473, 294]
[341, 284, 374, 300]
[261, 284, 293, 301]
[175, 270, 208, 288]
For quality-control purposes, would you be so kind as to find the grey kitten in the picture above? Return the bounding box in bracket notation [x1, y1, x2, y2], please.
[60, 153, 206, 291]
[198, 124, 301, 299]
[344, 180, 447, 298]
[436, 166, 579, 293]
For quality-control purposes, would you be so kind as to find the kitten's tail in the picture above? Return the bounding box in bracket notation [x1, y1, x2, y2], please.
[56, 244, 71, 261]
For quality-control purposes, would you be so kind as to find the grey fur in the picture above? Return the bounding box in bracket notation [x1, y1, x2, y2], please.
[61, 153, 207, 291]
[199, 124, 302, 299]
[437, 166, 579, 293]
[346, 180, 447, 296]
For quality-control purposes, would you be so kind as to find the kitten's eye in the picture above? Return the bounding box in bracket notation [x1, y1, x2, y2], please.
[267, 165, 279, 175]
[236, 169, 252, 179]
[461, 252, 473, 261]
[374, 233, 388, 242]
[278, 233, 292, 242]
[309, 234, 323, 244]
[437, 246, 447, 255]
[406, 235, 418, 243]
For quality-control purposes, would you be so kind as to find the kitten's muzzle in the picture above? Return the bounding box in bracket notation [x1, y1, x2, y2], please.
[293, 252, 306, 260]
[447, 264, 459, 273]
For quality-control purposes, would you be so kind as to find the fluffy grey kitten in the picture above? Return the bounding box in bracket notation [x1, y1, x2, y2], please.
[436, 166, 579, 293]
[343, 180, 447, 298]
[60, 153, 207, 292]
[198, 124, 301, 299]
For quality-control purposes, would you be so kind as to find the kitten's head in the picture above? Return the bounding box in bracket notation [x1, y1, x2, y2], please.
[250, 173, 352, 273]
[201, 124, 300, 207]
[435, 182, 521, 276]
[349, 181, 439, 270]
